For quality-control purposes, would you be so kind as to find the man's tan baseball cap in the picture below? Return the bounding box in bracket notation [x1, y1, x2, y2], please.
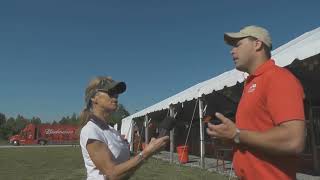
[224, 25, 272, 49]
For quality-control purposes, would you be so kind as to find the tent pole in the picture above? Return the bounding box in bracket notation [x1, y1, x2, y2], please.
[199, 97, 205, 169]
[144, 115, 149, 144]
[129, 120, 134, 152]
[169, 105, 175, 164]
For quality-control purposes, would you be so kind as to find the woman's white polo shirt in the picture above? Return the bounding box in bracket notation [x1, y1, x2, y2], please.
[80, 117, 130, 180]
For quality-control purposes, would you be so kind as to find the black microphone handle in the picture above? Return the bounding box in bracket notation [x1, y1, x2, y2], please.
[158, 128, 169, 138]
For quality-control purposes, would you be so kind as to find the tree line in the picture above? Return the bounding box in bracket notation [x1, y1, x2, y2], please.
[0, 104, 130, 140]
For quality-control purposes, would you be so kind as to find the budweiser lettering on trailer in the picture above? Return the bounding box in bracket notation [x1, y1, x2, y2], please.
[45, 129, 74, 135]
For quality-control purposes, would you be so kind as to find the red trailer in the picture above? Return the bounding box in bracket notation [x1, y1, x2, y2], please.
[9, 123, 79, 145]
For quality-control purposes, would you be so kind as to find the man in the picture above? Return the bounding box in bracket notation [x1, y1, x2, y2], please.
[206, 25, 305, 180]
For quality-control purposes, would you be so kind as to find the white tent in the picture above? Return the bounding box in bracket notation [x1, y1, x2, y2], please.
[120, 116, 134, 147]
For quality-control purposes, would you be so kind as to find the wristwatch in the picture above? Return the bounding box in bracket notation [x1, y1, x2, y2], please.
[138, 151, 144, 161]
[233, 128, 241, 144]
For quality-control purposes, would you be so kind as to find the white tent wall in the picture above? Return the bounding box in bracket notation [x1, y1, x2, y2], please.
[120, 117, 134, 151]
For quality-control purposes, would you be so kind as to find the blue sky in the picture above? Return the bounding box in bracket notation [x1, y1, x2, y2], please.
[0, 0, 319, 122]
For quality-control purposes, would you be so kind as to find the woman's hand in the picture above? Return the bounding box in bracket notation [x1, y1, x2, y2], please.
[143, 136, 169, 158]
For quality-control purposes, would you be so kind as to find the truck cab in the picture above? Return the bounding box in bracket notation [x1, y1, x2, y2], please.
[9, 124, 37, 145]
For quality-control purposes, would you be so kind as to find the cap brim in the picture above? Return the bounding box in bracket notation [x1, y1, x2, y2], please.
[224, 32, 248, 46]
[109, 81, 126, 94]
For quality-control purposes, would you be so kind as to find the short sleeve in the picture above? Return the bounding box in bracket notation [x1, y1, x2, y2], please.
[80, 123, 106, 146]
[266, 69, 305, 125]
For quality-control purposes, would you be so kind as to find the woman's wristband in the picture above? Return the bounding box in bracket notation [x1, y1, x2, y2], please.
[137, 151, 145, 162]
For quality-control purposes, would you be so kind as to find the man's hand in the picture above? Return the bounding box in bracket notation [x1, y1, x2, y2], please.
[206, 112, 237, 140]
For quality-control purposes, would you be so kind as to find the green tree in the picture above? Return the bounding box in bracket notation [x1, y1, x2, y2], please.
[15, 115, 29, 132]
[0, 113, 7, 139]
[0, 126, 12, 140]
[70, 113, 79, 125]
[109, 104, 130, 125]
[30, 117, 42, 125]
[0, 113, 6, 127]
[59, 116, 69, 124]
[6, 117, 16, 132]
[2, 117, 17, 139]
[58, 113, 80, 125]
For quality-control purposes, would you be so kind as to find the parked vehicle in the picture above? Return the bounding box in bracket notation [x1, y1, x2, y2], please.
[9, 124, 79, 145]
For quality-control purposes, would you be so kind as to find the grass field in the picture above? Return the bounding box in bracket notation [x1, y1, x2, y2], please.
[0, 138, 9, 145]
[0, 146, 227, 180]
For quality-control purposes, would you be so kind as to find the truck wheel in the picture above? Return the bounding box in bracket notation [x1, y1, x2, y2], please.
[13, 140, 19, 146]
[39, 140, 46, 145]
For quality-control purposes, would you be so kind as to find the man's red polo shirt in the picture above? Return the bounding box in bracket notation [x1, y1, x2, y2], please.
[233, 60, 305, 180]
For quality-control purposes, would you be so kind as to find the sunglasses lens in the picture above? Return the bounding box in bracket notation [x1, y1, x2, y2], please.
[108, 90, 118, 97]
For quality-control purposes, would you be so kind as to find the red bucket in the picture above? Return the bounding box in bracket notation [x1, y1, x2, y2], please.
[176, 145, 189, 164]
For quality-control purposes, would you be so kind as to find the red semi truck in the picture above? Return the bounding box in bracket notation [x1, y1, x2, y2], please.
[8, 123, 79, 145]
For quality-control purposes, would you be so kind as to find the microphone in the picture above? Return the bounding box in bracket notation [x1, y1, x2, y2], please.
[207, 111, 235, 126]
[204, 114, 222, 126]
[158, 116, 176, 138]
[210, 117, 222, 125]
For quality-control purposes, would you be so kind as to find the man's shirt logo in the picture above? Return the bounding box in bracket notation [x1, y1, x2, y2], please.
[248, 83, 257, 93]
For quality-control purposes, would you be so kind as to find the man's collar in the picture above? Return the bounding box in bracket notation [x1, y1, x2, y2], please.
[246, 59, 275, 82]
[251, 59, 275, 77]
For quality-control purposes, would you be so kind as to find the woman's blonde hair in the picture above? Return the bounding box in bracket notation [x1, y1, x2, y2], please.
[79, 76, 113, 128]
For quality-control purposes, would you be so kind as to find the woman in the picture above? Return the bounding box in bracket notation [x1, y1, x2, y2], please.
[79, 76, 169, 180]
